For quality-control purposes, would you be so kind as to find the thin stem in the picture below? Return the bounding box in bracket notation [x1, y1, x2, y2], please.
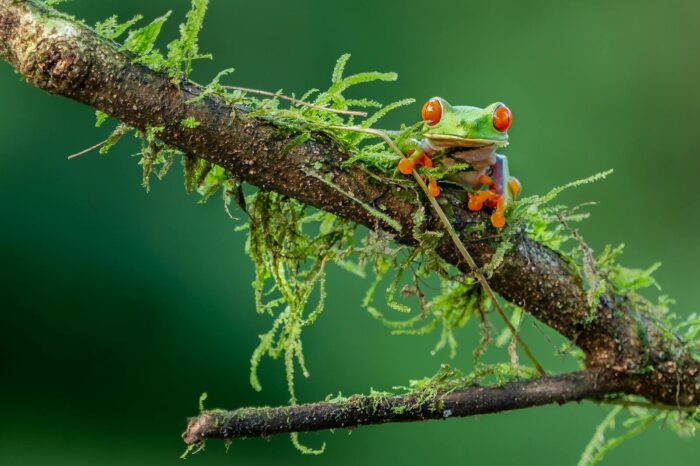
[329, 125, 546, 376]
[67, 138, 108, 160]
[330, 125, 404, 154]
[412, 172, 546, 376]
[595, 398, 697, 413]
[222, 86, 368, 116]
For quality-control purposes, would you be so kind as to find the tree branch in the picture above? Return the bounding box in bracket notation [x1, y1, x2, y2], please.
[182, 371, 622, 443]
[1, 0, 697, 443]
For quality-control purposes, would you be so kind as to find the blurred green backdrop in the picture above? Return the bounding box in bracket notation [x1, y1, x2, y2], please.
[1, 0, 699, 465]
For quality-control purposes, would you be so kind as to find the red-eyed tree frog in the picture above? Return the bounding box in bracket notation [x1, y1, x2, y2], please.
[330, 99, 544, 373]
[330, 98, 543, 373]
[397, 98, 521, 228]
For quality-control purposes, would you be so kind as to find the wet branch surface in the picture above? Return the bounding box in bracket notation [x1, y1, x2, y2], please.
[1, 0, 697, 444]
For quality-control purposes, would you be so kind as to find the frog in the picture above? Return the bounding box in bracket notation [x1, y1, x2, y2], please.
[329, 98, 544, 373]
[396, 97, 521, 228]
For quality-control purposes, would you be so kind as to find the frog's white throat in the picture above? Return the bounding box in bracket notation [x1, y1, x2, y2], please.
[422, 134, 508, 155]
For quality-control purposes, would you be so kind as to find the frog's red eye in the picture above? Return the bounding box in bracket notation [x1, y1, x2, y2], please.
[493, 104, 512, 132]
[421, 98, 442, 126]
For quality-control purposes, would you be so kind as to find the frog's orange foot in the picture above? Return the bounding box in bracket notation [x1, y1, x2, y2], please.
[398, 152, 433, 175]
[398, 157, 415, 175]
[478, 174, 494, 188]
[491, 209, 506, 229]
[467, 193, 484, 212]
[428, 178, 440, 197]
[508, 177, 522, 199]
[469, 189, 507, 228]
[415, 153, 433, 168]
[467, 189, 494, 212]
[490, 196, 506, 229]
[467, 192, 483, 211]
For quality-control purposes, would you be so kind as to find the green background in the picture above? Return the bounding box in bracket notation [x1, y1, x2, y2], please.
[2, 0, 699, 464]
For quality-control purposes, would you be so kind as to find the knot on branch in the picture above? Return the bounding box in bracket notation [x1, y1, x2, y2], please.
[0, 2, 91, 95]
[182, 413, 213, 445]
[0, 8, 19, 48]
[29, 38, 90, 94]
[638, 358, 700, 406]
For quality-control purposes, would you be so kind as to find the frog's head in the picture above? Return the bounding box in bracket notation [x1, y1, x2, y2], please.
[420, 97, 511, 151]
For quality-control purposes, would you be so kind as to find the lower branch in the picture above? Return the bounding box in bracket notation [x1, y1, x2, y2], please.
[182, 371, 623, 444]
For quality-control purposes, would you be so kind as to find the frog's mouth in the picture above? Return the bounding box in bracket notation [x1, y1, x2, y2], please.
[425, 134, 508, 151]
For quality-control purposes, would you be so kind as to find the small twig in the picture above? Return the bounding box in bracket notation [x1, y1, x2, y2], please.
[413, 172, 546, 376]
[596, 398, 698, 413]
[221, 85, 368, 116]
[67, 138, 108, 160]
[465, 234, 503, 243]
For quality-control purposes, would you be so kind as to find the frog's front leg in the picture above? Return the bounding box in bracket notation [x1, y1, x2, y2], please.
[397, 140, 440, 197]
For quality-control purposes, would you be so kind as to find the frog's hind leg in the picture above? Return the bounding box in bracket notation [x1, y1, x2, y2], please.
[488, 154, 519, 228]
[509, 177, 522, 202]
[491, 154, 508, 198]
[467, 174, 496, 212]
[493, 154, 522, 201]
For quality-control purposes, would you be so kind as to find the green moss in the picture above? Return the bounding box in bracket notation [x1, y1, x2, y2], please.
[95, 14, 143, 40]
[577, 406, 660, 466]
[94, 110, 109, 127]
[368, 388, 393, 414]
[165, 0, 211, 80]
[180, 116, 201, 128]
[391, 405, 407, 415]
[118, 11, 171, 67]
[180, 440, 206, 459]
[245, 191, 355, 407]
[43, 0, 72, 7]
[99, 123, 132, 155]
[198, 392, 208, 412]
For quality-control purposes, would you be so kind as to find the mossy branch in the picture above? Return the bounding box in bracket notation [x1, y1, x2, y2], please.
[183, 371, 621, 443]
[1, 0, 697, 446]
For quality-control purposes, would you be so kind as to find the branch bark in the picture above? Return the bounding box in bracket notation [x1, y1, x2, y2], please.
[183, 371, 622, 443]
[1, 0, 697, 444]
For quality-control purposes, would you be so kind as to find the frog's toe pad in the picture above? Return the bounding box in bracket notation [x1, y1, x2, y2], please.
[508, 177, 522, 198]
[467, 192, 484, 211]
[428, 178, 440, 197]
[398, 158, 415, 175]
[491, 210, 506, 228]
